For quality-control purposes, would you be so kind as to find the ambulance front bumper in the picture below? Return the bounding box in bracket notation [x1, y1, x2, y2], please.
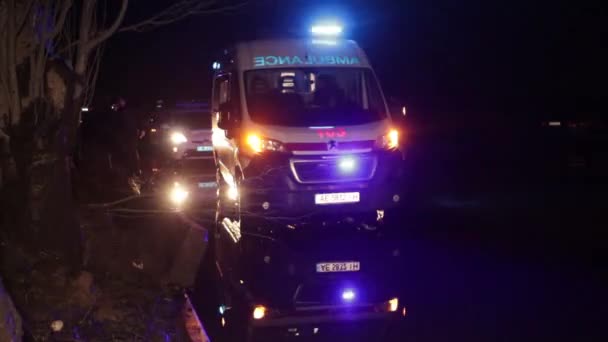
[240, 150, 404, 216]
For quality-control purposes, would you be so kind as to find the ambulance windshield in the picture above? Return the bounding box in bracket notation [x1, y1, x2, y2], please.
[245, 68, 386, 127]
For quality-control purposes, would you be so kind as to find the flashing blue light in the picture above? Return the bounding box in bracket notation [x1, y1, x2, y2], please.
[311, 24, 343, 36]
[338, 157, 356, 172]
[342, 289, 356, 301]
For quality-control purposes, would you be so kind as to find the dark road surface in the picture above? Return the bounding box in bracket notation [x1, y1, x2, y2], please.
[394, 207, 605, 341]
[187, 178, 606, 341]
[389, 136, 607, 341]
[88, 127, 606, 341]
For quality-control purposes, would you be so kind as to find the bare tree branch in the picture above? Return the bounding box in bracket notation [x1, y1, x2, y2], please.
[119, 0, 248, 33]
[16, 0, 35, 36]
[44, 0, 73, 41]
[56, 38, 80, 56]
[83, 42, 104, 106]
[86, 0, 128, 50]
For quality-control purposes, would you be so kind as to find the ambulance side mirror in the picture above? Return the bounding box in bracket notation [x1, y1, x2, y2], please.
[218, 102, 238, 133]
[388, 98, 407, 127]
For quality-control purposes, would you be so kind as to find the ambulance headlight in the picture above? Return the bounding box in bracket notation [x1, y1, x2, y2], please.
[376, 129, 399, 150]
[170, 132, 188, 145]
[246, 133, 285, 154]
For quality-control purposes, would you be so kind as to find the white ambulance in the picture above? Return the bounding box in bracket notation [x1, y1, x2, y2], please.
[212, 26, 404, 222]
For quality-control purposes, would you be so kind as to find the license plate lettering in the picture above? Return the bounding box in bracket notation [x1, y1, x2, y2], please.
[197, 146, 213, 152]
[316, 261, 360, 273]
[315, 192, 360, 205]
[198, 182, 217, 188]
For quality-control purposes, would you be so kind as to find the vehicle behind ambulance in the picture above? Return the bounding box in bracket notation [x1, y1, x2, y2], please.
[212, 28, 404, 220]
[166, 101, 214, 160]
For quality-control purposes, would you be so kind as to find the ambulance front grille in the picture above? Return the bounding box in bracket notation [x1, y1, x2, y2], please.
[290, 154, 377, 184]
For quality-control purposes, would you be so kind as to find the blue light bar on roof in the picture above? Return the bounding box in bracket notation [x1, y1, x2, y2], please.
[311, 24, 343, 36]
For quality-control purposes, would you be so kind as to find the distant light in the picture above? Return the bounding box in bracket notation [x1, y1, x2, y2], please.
[338, 157, 356, 172]
[81, 107, 89, 112]
[221, 317, 226, 327]
[218, 305, 226, 315]
[342, 289, 356, 301]
[212, 62, 221, 70]
[253, 305, 266, 320]
[309, 126, 335, 129]
[312, 39, 338, 46]
[388, 298, 399, 312]
[548, 121, 561, 127]
[150, 128, 157, 133]
[311, 24, 343, 36]
[172, 146, 178, 153]
[401, 106, 407, 116]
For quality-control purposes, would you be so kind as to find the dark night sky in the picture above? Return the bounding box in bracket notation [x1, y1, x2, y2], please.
[96, 0, 606, 119]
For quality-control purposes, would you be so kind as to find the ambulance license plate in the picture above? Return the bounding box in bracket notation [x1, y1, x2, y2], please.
[316, 261, 360, 273]
[315, 192, 360, 205]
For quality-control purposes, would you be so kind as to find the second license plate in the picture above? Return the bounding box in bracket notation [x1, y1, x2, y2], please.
[316, 261, 361, 273]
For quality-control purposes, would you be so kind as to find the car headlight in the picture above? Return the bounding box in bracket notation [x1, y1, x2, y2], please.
[245, 133, 285, 153]
[252, 305, 267, 320]
[376, 129, 399, 150]
[169, 182, 189, 207]
[170, 132, 188, 145]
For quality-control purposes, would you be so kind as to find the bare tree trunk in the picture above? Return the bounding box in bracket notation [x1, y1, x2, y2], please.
[39, 60, 84, 270]
[6, 0, 22, 127]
